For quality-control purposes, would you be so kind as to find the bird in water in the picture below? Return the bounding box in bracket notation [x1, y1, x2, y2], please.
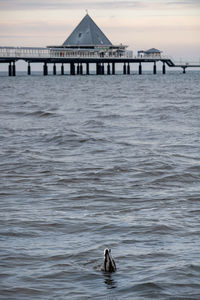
[101, 248, 116, 272]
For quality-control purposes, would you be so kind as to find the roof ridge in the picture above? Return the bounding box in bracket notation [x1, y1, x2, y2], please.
[87, 15, 93, 46]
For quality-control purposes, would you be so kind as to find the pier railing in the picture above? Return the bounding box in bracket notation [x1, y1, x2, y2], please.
[0, 47, 50, 58]
[173, 61, 200, 66]
[1, 47, 199, 71]
[0, 47, 133, 60]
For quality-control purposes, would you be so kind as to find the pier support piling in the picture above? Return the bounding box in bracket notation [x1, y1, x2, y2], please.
[80, 63, 83, 75]
[77, 64, 80, 75]
[123, 63, 127, 75]
[53, 63, 56, 75]
[8, 62, 12, 76]
[12, 62, 16, 76]
[86, 63, 89, 75]
[112, 62, 115, 75]
[127, 63, 130, 75]
[96, 63, 101, 75]
[101, 64, 104, 75]
[43, 63, 48, 76]
[139, 63, 142, 75]
[27, 63, 31, 75]
[61, 64, 64, 75]
[107, 63, 111, 75]
[162, 62, 166, 74]
[70, 63, 75, 75]
[153, 62, 157, 74]
[182, 67, 186, 74]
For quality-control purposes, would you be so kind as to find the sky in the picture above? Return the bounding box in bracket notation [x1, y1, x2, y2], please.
[0, 0, 200, 61]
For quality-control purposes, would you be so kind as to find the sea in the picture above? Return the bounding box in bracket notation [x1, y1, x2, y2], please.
[0, 70, 200, 300]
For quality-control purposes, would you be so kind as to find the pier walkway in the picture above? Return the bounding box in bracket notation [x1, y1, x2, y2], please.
[0, 47, 200, 76]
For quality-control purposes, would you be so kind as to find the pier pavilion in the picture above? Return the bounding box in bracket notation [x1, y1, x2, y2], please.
[0, 13, 199, 76]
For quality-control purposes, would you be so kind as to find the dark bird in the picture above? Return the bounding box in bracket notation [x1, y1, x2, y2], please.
[101, 248, 116, 272]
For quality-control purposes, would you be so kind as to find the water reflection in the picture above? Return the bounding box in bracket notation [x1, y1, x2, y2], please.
[103, 273, 117, 289]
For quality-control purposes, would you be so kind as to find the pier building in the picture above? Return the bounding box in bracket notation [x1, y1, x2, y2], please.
[138, 49, 162, 58]
[0, 13, 199, 76]
[48, 13, 130, 59]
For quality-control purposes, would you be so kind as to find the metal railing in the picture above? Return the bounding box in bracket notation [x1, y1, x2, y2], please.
[0, 48, 199, 66]
[160, 55, 200, 66]
[0, 47, 133, 59]
[0, 47, 50, 58]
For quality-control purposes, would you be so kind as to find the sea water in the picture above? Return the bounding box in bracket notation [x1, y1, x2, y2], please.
[0, 71, 200, 299]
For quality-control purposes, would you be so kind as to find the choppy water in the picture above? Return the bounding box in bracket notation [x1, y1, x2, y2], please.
[0, 71, 200, 300]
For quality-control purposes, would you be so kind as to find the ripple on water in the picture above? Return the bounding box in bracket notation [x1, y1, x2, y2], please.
[0, 72, 200, 299]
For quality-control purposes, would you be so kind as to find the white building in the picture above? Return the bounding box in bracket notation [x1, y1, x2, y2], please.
[138, 48, 162, 58]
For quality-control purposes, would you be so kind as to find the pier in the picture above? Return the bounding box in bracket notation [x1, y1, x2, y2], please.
[0, 14, 199, 76]
[1, 47, 199, 76]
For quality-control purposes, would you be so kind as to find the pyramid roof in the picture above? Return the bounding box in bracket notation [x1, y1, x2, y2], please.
[63, 14, 112, 47]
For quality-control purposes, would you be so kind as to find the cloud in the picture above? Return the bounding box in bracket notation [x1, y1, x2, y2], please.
[167, 0, 200, 5]
[0, 0, 141, 10]
[0, 0, 199, 11]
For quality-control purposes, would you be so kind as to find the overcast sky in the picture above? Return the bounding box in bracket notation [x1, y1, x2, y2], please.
[0, 0, 200, 60]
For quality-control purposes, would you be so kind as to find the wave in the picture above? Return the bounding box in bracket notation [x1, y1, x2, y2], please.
[25, 110, 58, 118]
[1, 288, 42, 296]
